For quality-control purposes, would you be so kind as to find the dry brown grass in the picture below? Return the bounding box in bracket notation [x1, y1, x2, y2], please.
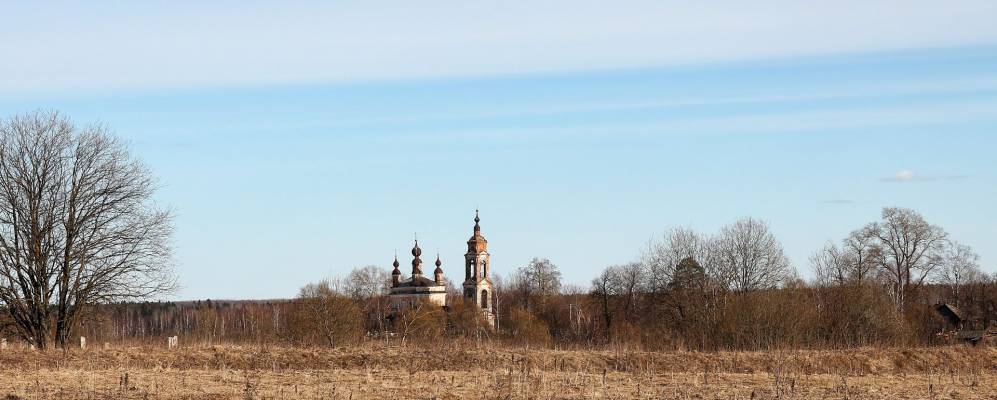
[0, 342, 993, 399]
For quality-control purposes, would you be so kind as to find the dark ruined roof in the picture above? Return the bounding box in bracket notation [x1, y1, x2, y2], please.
[935, 303, 964, 325]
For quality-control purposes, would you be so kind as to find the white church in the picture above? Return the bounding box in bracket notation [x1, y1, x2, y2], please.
[388, 210, 495, 325]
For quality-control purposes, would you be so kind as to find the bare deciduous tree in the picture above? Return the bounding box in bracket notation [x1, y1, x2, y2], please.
[841, 232, 879, 283]
[711, 217, 793, 291]
[0, 111, 175, 349]
[345, 265, 391, 333]
[811, 241, 849, 287]
[590, 266, 620, 341]
[615, 262, 645, 320]
[937, 243, 983, 305]
[345, 265, 390, 301]
[810, 232, 879, 287]
[512, 257, 562, 309]
[588, 262, 649, 342]
[862, 207, 948, 310]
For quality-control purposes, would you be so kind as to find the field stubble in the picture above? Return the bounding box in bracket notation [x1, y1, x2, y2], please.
[0, 342, 993, 399]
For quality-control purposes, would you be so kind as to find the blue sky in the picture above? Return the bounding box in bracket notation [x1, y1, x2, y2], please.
[1, 2, 996, 300]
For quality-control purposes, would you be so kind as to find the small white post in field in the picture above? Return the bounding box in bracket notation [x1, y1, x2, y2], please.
[0, 338, 6, 350]
[103, 342, 110, 350]
[80, 336, 86, 350]
[168, 336, 178, 350]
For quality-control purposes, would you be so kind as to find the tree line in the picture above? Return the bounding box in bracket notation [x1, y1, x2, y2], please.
[3, 207, 988, 351]
[582, 208, 993, 349]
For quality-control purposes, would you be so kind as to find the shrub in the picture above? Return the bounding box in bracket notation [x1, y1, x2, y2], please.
[287, 280, 363, 347]
[504, 307, 550, 347]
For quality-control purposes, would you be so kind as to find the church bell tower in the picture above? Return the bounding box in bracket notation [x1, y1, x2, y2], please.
[463, 210, 494, 325]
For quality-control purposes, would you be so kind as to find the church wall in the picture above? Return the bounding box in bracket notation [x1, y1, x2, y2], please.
[389, 292, 446, 309]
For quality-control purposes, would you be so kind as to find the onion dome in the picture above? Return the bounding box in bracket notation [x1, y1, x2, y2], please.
[434, 254, 444, 284]
[391, 254, 401, 275]
[411, 239, 423, 275]
[411, 239, 422, 257]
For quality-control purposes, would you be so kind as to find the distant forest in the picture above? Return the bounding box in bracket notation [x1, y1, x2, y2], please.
[14, 277, 991, 351]
[7, 207, 990, 351]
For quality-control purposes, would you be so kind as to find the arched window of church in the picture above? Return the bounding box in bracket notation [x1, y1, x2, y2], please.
[482, 261, 487, 276]
[480, 290, 488, 308]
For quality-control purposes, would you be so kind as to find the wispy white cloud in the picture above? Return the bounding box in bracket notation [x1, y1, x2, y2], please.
[291, 76, 997, 130]
[151, 78, 997, 136]
[889, 170, 917, 182]
[880, 170, 970, 182]
[369, 97, 997, 142]
[1, 1, 996, 92]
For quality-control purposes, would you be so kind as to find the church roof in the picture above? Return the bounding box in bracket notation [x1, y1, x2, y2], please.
[396, 275, 442, 288]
